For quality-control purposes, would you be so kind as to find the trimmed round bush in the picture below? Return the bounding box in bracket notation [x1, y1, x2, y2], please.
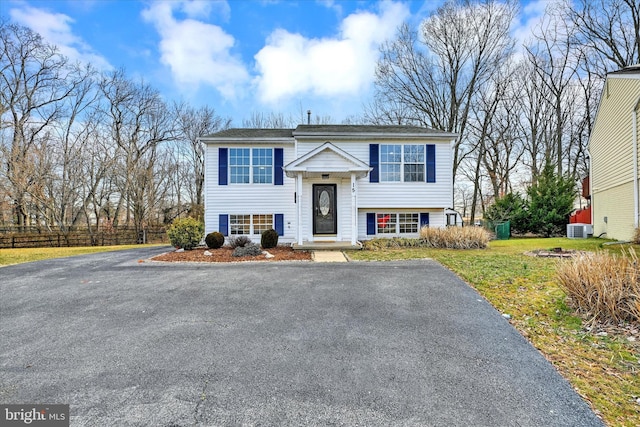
[232, 244, 263, 257]
[261, 228, 279, 249]
[167, 217, 204, 250]
[205, 231, 225, 249]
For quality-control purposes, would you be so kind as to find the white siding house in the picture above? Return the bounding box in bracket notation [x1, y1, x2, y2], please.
[201, 125, 457, 246]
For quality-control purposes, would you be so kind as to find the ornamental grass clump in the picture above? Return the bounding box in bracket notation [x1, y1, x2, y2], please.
[419, 226, 490, 249]
[167, 217, 204, 250]
[557, 248, 640, 324]
[228, 235, 252, 249]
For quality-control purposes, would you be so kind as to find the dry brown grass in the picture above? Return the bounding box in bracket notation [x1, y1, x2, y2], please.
[557, 248, 640, 324]
[419, 225, 491, 249]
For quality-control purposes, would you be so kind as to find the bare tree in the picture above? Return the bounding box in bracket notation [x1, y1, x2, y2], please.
[98, 69, 178, 232]
[175, 104, 230, 216]
[372, 0, 517, 185]
[525, 12, 579, 177]
[563, 0, 640, 77]
[0, 21, 86, 229]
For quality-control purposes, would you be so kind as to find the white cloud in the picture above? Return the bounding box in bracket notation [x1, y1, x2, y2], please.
[9, 5, 111, 70]
[254, 1, 409, 104]
[142, 0, 248, 99]
[511, 0, 553, 51]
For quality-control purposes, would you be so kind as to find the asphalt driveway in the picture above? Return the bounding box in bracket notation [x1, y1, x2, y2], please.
[1, 246, 603, 426]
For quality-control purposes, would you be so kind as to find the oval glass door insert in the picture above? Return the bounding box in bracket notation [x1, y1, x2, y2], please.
[319, 190, 330, 216]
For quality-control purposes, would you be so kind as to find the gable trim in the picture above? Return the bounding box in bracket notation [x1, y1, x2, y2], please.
[284, 141, 371, 178]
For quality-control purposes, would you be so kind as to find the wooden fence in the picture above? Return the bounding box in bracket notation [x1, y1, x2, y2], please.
[0, 227, 167, 249]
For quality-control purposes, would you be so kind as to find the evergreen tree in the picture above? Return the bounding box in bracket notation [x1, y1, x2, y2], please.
[527, 162, 576, 237]
[484, 193, 529, 235]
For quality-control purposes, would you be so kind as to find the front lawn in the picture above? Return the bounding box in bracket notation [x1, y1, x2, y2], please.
[0, 244, 164, 267]
[349, 237, 640, 427]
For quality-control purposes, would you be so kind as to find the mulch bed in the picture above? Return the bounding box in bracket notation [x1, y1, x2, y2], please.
[151, 246, 312, 263]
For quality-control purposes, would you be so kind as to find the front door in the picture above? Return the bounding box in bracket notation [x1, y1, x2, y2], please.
[313, 184, 337, 235]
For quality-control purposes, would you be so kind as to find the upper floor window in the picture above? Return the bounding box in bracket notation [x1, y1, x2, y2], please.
[380, 144, 424, 182]
[252, 148, 273, 184]
[229, 148, 273, 184]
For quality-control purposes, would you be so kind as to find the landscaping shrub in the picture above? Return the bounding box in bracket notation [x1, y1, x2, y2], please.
[634, 227, 640, 244]
[232, 244, 263, 257]
[526, 162, 576, 237]
[166, 217, 204, 250]
[228, 235, 252, 249]
[557, 248, 640, 324]
[483, 192, 529, 235]
[205, 231, 225, 249]
[362, 226, 490, 251]
[261, 229, 279, 249]
[419, 226, 490, 249]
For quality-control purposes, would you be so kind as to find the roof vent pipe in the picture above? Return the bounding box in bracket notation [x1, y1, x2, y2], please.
[307, 110, 311, 125]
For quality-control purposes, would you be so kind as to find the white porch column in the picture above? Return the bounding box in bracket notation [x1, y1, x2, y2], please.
[297, 173, 303, 245]
[351, 173, 357, 245]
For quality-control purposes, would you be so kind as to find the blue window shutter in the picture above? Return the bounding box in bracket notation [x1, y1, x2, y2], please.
[367, 213, 376, 235]
[420, 213, 430, 228]
[219, 214, 229, 236]
[275, 214, 284, 236]
[219, 148, 228, 185]
[369, 144, 379, 183]
[426, 144, 436, 183]
[274, 148, 284, 185]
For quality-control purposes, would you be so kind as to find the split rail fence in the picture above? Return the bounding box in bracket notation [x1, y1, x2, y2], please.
[0, 227, 166, 249]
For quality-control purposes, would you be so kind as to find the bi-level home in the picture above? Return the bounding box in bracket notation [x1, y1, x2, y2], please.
[588, 65, 640, 241]
[201, 125, 457, 247]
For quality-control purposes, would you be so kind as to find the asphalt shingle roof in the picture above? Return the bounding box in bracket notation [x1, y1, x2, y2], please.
[203, 124, 455, 139]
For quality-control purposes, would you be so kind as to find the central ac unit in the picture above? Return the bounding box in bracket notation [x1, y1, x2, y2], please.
[567, 223, 593, 239]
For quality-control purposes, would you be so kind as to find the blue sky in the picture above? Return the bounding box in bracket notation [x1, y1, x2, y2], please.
[2, 0, 547, 126]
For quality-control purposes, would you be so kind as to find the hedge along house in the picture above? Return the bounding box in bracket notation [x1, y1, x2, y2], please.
[588, 65, 640, 241]
[200, 125, 457, 247]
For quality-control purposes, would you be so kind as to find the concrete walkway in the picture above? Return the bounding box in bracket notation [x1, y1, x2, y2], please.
[311, 250, 348, 262]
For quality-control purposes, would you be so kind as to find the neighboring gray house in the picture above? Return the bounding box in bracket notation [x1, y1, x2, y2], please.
[200, 125, 457, 246]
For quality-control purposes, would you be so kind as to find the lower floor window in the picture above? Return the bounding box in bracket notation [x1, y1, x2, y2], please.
[230, 214, 273, 235]
[377, 213, 397, 234]
[399, 213, 419, 233]
[376, 213, 419, 234]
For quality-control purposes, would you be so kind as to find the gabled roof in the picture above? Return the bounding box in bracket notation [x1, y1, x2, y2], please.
[608, 64, 640, 78]
[200, 128, 295, 141]
[284, 142, 371, 179]
[293, 124, 456, 139]
[200, 125, 457, 142]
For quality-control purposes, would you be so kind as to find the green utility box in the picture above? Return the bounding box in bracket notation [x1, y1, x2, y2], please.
[495, 221, 511, 240]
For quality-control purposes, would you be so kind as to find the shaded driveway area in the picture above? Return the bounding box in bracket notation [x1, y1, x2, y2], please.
[1, 247, 603, 426]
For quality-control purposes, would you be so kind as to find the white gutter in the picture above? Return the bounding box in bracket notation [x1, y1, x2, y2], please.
[634, 96, 640, 228]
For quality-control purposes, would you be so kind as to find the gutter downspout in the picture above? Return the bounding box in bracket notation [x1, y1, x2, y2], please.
[633, 96, 640, 229]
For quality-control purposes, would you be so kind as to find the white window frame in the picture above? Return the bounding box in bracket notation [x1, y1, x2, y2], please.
[380, 144, 425, 182]
[376, 212, 420, 235]
[230, 214, 273, 235]
[229, 148, 273, 184]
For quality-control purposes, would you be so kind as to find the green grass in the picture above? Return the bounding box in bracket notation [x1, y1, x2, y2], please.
[0, 244, 165, 266]
[349, 237, 640, 427]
